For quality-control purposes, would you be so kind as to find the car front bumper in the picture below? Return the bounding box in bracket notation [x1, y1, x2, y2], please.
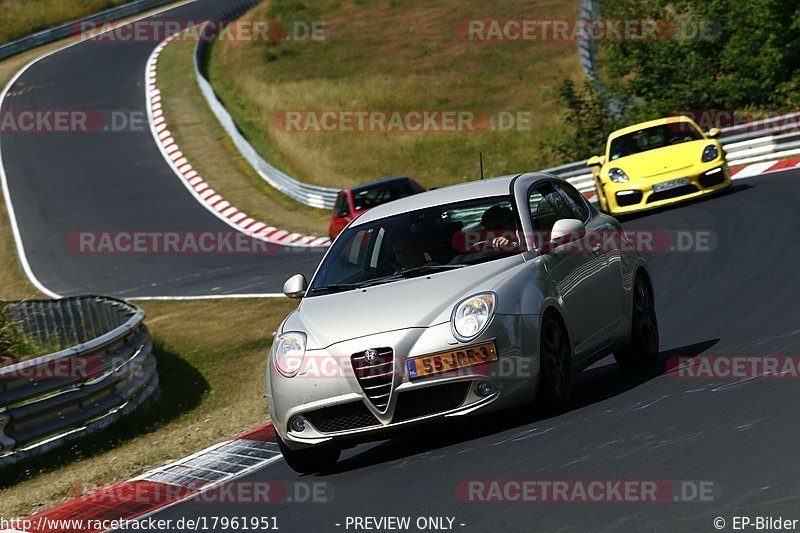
[265, 314, 539, 450]
[599, 163, 731, 214]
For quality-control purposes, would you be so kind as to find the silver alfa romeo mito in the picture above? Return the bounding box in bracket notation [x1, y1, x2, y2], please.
[266, 172, 658, 473]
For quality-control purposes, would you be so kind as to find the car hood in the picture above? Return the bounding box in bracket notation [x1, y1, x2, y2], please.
[608, 140, 713, 179]
[283, 255, 526, 349]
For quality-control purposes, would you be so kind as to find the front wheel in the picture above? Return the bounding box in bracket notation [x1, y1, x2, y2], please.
[596, 183, 610, 214]
[614, 274, 659, 369]
[537, 314, 573, 412]
[277, 434, 340, 474]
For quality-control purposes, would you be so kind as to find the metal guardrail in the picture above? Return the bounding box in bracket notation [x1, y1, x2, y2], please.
[194, 1, 339, 210]
[0, 297, 158, 467]
[578, 0, 599, 81]
[0, 0, 181, 62]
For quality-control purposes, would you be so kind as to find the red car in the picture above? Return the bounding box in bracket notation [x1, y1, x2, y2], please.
[328, 176, 426, 239]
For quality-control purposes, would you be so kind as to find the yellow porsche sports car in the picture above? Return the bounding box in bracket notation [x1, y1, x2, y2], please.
[588, 116, 731, 214]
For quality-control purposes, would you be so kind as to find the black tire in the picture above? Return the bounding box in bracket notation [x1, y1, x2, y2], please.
[614, 273, 659, 369]
[277, 434, 340, 474]
[537, 313, 573, 412]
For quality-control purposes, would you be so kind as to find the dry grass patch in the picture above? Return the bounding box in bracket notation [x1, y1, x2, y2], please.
[157, 35, 330, 236]
[209, 0, 584, 190]
[0, 0, 132, 44]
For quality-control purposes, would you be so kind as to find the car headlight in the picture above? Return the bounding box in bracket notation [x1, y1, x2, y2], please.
[273, 332, 306, 377]
[451, 292, 496, 341]
[702, 145, 719, 162]
[608, 167, 630, 183]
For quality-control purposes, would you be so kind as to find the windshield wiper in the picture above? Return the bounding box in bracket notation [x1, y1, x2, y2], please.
[394, 264, 467, 278]
[307, 283, 362, 294]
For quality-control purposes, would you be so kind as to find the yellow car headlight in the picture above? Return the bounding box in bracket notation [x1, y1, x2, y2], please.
[608, 168, 630, 183]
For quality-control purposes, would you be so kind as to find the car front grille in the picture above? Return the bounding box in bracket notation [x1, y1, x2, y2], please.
[304, 400, 381, 433]
[647, 184, 698, 203]
[351, 347, 394, 412]
[393, 381, 471, 423]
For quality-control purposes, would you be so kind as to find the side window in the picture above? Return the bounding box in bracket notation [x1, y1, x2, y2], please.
[553, 182, 590, 222]
[529, 183, 572, 248]
[334, 193, 349, 216]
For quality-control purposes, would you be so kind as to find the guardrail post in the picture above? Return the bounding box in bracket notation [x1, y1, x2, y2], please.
[0, 412, 14, 453]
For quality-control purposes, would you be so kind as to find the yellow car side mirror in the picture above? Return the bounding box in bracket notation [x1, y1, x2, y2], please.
[706, 128, 721, 138]
[586, 155, 605, 167]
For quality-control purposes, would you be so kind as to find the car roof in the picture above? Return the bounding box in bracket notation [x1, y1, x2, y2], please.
[609, 115, 699, 140]
[352, 172, 555, 226]
[349, 176, 413, 193]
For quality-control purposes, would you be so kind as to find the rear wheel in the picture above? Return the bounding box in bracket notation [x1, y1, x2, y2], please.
[537, 313, 573, 412]
[614, 273, 659, 368]
[277, 434, 341, 474]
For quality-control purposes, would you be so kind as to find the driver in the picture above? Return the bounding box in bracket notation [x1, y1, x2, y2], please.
[481, 205, 520, 251]
[390, 232, 427, 270]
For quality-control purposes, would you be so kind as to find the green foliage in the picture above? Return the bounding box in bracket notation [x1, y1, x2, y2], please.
[543, 80, 622, 160]
[601, 0, 800, 120]
[549, 0, 800, 162]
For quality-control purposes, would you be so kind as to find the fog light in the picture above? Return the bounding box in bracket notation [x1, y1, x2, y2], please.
[476, 381, 494, 397]
[290, 417, 306, 432]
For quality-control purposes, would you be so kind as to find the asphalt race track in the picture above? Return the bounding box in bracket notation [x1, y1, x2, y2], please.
[4, 0, 800, 531]
[0, 0, 324, 298]
[131, 172, 800, 532]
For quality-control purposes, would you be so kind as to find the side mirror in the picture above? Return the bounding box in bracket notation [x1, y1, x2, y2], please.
[283, 274, 308, 299]
[707, 127, 721, 138]
[550, 219, 586, 248]
[586, 155, 605, 167]
[336, 209, 350, 218]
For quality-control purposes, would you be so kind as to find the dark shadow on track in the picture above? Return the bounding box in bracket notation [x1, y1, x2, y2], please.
[316, 339, 718, 476]
[613, 183, 750, 222]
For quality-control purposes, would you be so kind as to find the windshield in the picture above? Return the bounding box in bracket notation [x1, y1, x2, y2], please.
[308, 196, 524, 295]
[352, 179, 425, 211]
[608, 122, 704, 161]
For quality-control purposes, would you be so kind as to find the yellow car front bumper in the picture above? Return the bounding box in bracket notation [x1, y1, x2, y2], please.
[596, 164, 731, 215]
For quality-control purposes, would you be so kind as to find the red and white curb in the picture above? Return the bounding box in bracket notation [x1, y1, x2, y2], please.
[145, 34, 330, 248]
[7, 423, 280, 533]
[578, 157, 800, 203]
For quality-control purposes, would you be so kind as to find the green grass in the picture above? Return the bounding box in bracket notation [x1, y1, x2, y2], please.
[207, 0, 584, 191]
[0, 0, 134, 45]
[0, 304, 42, 363]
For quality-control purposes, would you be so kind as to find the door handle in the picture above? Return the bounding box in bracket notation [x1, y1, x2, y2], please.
[591, 243, 603, 255]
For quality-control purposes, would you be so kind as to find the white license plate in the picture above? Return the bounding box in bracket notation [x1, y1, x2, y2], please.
[652, 177, 690, 193]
